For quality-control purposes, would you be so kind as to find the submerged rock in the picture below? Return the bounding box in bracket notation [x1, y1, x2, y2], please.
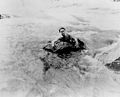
[42, 37, 87, 75]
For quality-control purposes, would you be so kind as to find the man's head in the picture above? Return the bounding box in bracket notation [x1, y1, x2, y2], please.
[59, 27, 66, 34]
[59, 27, 66, 37]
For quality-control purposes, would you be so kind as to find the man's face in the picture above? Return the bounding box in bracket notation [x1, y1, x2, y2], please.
[59, 28, 65, 33]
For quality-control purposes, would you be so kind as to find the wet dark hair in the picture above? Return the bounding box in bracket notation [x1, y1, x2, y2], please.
[59, 27, 66, 33]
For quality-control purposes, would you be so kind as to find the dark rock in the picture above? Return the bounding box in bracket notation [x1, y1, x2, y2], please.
[0, 14, 11, 19]
[43, 38, 86, 58]
[105, 57, 120, 71]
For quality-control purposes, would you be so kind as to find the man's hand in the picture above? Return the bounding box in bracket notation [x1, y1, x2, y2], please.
[74, 38, 79, 47]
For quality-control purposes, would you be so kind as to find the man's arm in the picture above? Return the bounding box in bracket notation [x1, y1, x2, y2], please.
[51, 34, 61, 46]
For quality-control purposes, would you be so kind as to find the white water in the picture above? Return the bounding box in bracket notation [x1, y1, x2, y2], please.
[0, 0, 120, 97]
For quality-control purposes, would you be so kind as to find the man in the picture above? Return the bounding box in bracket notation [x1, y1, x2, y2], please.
[52, 27, 79, 48]
[43, 27, 86, 57]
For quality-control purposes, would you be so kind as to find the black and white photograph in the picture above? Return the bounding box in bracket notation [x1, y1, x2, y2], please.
[0, 0, 120, 97]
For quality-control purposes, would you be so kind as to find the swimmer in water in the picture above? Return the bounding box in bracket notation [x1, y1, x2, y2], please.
[52, 27, 79, 47]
